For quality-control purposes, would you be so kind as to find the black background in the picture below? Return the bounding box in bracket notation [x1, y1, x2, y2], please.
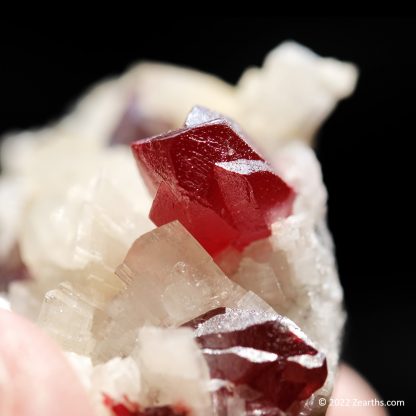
[1, 18, 414, 415]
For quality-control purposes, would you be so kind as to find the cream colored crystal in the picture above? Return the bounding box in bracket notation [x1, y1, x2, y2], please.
[51, 41, 356, 152]
[230, 141, 345, 397]
[38, 282, 97, 355]
[132, 326, 211, 413]
[237, 42, 357, 152]
[19, 145, 152, 274]
[66, 326, 212, 416]
[273, 141, 328, 221]
[66, 352, 142, 416]
[93, 221, 270, 361]
[0, 177, 24, 262]
[7, 145, 152, 319]
[92, 356, 142, 414]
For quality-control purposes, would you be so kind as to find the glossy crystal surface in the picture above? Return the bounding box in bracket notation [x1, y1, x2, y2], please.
[186, 308, 327, 412]
[131, 120, 295, 256]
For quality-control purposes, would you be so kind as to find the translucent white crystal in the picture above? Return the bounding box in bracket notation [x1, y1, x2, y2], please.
[38, 282, 97, 355]
[237, 41, 357, 152]
[8, 145, 152, 318]
[66, 352, 142, 416]
[230, 141, 345, 398]
[66, 328, 211, 416]
[94, 221, 268, 361]
[0, 177, 24, 262]
[8, 280, 41, 318]
[132, 326, 211, 413]
[92, 356, 141, 412]
[185, 105, 224, 127]
[19, 145, 151, 272]
[273, 141, 328, 221]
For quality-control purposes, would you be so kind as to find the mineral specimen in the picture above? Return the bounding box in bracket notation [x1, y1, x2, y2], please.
[132, 120, 295, 256]
[0, 41, 357, 416]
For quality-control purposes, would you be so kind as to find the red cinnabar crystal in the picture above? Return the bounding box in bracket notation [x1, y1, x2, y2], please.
[103, 395, 188, 416]
[131, 119, 295, 256]
[185, 308, 327, 412]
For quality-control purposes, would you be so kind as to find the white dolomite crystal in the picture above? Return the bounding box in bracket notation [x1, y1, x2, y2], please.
[38, 282, 97, 355]
[66, 352, 142, 416]
[7, 145, 152, 319]
[66, 327, 211, 416]
[93, 221, 271, 362]
[237, 42, 357, 153]
[132, 327, 211, 412]
[230, 141, 345, 397]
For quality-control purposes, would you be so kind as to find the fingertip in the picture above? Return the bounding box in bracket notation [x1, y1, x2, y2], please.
[0, 309, 93, 416]
[327, 364, 387, 416]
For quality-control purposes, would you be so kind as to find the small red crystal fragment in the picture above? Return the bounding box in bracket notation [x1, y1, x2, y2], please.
[131, 119, 295, 256]
[135, 406, 188, 416]
[103, 394, 188, 416]
[103, 394, 137, 416]
[185, 308, 327, 412]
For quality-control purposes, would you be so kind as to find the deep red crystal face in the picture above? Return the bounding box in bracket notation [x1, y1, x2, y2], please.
[103, 395, 188, 416]
[131, 120, 295, 256]
[185, 308, 327, 412]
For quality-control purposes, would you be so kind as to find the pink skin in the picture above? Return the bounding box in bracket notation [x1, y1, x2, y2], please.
[0, 310, 387, 416]
[0, 310, 93, 416]
[328, 365, 388, 416]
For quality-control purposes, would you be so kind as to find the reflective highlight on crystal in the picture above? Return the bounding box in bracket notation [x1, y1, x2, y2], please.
[186, 308, 328, 412]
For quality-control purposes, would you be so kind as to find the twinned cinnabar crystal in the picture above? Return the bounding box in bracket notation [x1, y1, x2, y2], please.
[184, 308, 327, 412]
[131, 118, 295, 256]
